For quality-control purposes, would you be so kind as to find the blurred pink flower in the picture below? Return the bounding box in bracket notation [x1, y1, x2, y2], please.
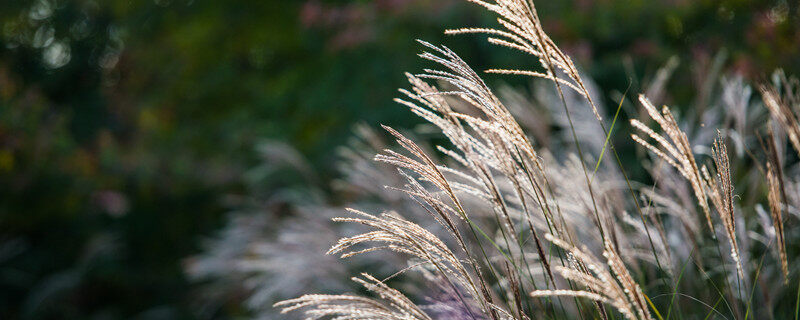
[92, 190, 129, 217]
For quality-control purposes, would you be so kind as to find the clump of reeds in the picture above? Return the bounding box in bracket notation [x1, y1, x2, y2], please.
[188, 0, 800, 319]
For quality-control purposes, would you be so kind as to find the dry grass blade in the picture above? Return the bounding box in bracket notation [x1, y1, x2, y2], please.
[530, 234, 653, 320]
[375, 126, 459, 210]
[328, 208, 486, 315]
[603, 242, 653, 320]
[766, 155, 788, 281]
[274, 273, 433, 320]
[761, 84, 800, 158]
[630, 95, 713, 232]
[446, 0, 602, 121]
[705, 132, 743, 278]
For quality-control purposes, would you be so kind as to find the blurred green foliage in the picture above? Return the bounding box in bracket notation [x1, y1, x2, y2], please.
[0, 0, 797, 318]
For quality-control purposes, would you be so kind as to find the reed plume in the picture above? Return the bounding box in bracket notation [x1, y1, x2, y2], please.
[630, 95, 713, 231]
[446, 0, 602, 121]
[530, 234, 653, 320]
[327, 208, 485, 314]
[766, 130, 789, 281]
[761, 84, 800, 158]
[274, 273, 433, 320]
[705, 132, 743, 278]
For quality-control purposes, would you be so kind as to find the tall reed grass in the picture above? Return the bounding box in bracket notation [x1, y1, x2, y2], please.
[191, 0, 800, 318]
